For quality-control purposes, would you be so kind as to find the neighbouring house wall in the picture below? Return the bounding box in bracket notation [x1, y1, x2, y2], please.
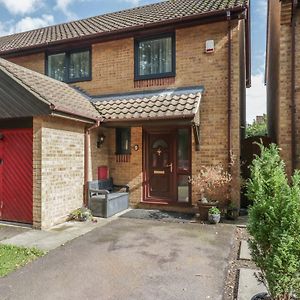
[295, 9, 300, 170]
[277, 1, 293, 175]
[266, 1, 300, 175]
[239, 19, 247, 142]
[266, 0, 281, 143]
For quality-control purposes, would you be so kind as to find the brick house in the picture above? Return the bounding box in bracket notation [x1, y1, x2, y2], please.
[266, 0, 299, 176]
[0, 0, 250, 228]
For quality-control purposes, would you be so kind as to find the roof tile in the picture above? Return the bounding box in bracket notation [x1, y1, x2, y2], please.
[0, 58, 98, 120]
[92, 87, 203, 121]
[0, 0, 247, 54]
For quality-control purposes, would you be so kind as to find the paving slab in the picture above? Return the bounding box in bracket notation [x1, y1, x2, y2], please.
[239, 240, 252, 260]
[238, 268, 268, 300]
[0, 213, 123, 251]
[0, 224, 30, 241]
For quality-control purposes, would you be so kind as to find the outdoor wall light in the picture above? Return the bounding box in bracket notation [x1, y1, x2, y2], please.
[132, 144, 139, 151]
[97, 134, 106, 148]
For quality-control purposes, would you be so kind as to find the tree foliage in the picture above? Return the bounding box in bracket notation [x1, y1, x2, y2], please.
[246, 115, 267, 138]
[247, 144, 300, 299]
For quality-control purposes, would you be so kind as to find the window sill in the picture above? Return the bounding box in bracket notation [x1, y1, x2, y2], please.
[67, 77, 92, 84]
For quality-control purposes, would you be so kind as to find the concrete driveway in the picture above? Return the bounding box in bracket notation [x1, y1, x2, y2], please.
[0, 224, 30, 241]
[0, 218, 235, 300]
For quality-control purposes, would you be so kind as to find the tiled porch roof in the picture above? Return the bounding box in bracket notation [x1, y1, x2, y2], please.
[0, 58, 99, 120]
[0, 0, 248, 55]
[92, 87, 203, 122]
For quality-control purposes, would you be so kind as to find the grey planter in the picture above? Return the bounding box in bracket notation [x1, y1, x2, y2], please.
[89, 193, 129, 218]
[88, 179, 129, 218]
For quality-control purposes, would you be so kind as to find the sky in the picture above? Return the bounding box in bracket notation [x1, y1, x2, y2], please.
[0, 0, 267, 124]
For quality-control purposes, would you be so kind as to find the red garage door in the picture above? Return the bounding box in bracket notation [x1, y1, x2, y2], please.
[0, 129, 33, 224]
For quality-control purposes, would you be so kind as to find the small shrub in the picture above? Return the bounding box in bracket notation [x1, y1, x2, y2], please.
[208, 207, 220, 215]
[247, 143, 300, 299]
[68, 207, 92, 222]
[246, 114, 267, 138]
[189, 164, 232, 201]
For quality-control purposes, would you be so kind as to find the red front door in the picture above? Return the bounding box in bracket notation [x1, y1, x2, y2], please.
[145, 130, 176, 202]
[0, 129, 33, 224]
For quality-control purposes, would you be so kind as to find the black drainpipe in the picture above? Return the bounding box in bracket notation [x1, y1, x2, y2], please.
[291, 0, 297, 171]
[227, 10, 232, 170]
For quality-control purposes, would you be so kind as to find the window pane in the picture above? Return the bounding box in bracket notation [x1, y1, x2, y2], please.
[178, 128, 189, 171]
[121, 130, 129, 152]
[152, 139, 168, 149]
[48, 53, 66, 81]
[69, 50, 90, 80]
[116, 128, 131, 154]
[178, 175, 189, 203]
[138, 36, 172, 76]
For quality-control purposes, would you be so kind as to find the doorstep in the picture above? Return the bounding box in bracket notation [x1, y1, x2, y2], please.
[137, 202, 197, 213]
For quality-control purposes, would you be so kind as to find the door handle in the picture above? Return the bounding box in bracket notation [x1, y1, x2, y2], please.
[166, 162, 173, 173]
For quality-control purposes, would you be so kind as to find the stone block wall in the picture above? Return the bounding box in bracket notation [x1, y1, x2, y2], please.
[33, 116, 86, 229]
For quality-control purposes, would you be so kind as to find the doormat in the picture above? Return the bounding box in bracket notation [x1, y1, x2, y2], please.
[120, 209, 195, 223]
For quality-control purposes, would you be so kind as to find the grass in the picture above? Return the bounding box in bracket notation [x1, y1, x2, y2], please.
[0, 244, 45, 277]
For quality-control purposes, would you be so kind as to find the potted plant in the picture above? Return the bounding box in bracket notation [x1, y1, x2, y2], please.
[226, 201, 239, 220]
[247, 143, 300, 300]
[208, 207, 221, 224]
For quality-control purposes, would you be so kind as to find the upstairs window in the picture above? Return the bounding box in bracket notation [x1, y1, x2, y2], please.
[135, 33, 175, 80]
[47, 49, 91, 83]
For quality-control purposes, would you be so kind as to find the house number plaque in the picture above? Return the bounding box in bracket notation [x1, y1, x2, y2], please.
[154, 170, 165, 175]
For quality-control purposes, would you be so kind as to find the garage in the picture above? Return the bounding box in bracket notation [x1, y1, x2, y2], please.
[0, 58, 99, 228]
[0, 128, 33, 224]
